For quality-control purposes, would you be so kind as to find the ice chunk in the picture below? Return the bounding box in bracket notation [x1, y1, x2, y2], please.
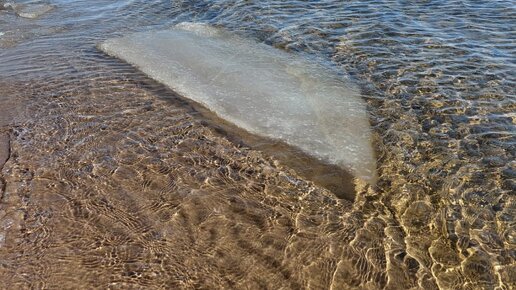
[100, 24, 377, 183]
[11, 3, 54, 19]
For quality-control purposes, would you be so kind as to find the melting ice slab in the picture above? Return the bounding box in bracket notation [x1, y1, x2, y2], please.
[100, 23, 377, 184]
[3, 3, 55, 19]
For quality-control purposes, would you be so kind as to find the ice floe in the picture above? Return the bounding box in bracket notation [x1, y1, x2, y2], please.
[101, 23, 378, 183]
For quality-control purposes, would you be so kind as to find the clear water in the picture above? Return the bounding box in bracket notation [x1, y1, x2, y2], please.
[0, 0, 514, 289]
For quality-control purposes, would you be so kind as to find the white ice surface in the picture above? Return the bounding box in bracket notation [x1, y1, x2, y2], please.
[13, 3, 54, 19]
[100, 23, 377, 183]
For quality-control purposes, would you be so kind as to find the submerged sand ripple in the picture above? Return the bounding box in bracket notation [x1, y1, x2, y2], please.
[0, 76, 390, 289]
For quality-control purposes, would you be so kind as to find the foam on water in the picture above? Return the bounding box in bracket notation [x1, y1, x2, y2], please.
[100, 23, 377, 184]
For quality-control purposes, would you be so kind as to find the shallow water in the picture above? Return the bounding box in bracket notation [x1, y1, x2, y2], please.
[0, 0, 514, 289]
